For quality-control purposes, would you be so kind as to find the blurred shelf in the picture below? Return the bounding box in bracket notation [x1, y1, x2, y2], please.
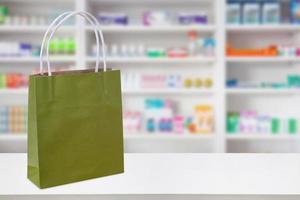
[0, 133, 213, 142]
[0, 56, 76, 63]
[227, 134, 300, 140]
[0, 25, 74, 32]
[0, 88, 214, 95]
[123, 89, 214, 95]
[86, 57, 215, 64]
[0, 134, 26, 141]
[226, 88, 300, 95]
[125, 133, 214, 140]
[0, 88, 27, 95]
[3, 133, 299, 141]
[226, 57, 300, 63]
[86, 25, 216, 32]
[226, 25, 300, 32]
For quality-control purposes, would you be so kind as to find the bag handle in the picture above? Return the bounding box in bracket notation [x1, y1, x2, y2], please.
[40, 11, 107, 76]
[46, 11, 107, 75]
[39, 12, 71, 75]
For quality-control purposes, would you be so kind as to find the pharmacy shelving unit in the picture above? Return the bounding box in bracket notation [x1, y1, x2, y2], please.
[0, 0, 77, 153]
[83, 0, 225, 153]
[0, 0, 226, 153]
[226, 22, 300, 153]
[4, 0, 300, 153]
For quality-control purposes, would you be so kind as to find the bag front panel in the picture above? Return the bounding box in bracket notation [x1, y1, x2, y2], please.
[33, 70, 123, 188]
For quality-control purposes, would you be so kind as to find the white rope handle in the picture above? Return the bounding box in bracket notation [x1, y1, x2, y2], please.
[39, 12, 71, 75]
[40, 11, 107, 76]
[46, 11, 106, 76]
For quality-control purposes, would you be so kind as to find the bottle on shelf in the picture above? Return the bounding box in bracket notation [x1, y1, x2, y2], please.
[187, 30, 197, 56]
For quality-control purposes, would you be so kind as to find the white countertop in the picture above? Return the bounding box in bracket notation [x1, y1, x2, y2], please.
[1, 153, 300, 195]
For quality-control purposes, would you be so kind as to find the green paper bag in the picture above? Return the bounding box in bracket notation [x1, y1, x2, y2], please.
[27, 11, 124, 189]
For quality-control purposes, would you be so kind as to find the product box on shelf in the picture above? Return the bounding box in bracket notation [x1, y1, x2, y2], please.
[91, 32, 215, 59]
[227, 2, 242, 24]
[226, 0, 300, 25]
[290, 0, 300, 23]
[0, 73, 28, 89]
[226, 74, 300, 89]
[121, 72, 213, 91]
[97, 12, 128, 26]
[243, 2, 261, 24]
[0, 5, 73, 26]
[227, 45, 278, 57]
[0, 105, 27, 134]
[227, 111, 299, 135]
[0, 38, 75, 58]
[262, 2, 280, 24]
[123, 98, 214, 135]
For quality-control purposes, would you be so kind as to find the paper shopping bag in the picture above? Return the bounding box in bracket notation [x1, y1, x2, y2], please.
[27, 11, 124, 189]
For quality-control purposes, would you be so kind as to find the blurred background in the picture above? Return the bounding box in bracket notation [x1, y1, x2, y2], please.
[0, 0, 300, 153]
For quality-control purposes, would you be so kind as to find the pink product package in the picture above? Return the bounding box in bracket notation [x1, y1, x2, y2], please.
[123, 111, 142, 132]
[173, 116, 184, 134]
[296, 48, 300, 56]
[141, 74, 166, 89]
[239, 110, 257, 133]
[142, 11, 171, 26]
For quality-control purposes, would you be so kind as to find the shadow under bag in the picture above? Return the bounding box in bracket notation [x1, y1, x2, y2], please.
[27, 11, 124, 189]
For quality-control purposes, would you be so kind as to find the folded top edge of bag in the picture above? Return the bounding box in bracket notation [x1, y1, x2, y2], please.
[31, 68, 115, 77]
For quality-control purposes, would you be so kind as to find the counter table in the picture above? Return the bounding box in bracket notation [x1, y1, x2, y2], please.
[1, 154, 300, 200]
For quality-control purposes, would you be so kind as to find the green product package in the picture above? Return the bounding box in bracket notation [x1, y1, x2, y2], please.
[271, 118, 280, 134]
[49, 39, 57, 55]
[147, 48, 166, 58]
[287, 75, 300, 88]
[0, 6, 8, 24]
[27, 11, 124, 189]
[57, 38, 65, 54]
[227, 112, 239, 133]
[65, 38, 76, 54]
[288, 118, 297, 134]
[0, 74, 6, 88]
